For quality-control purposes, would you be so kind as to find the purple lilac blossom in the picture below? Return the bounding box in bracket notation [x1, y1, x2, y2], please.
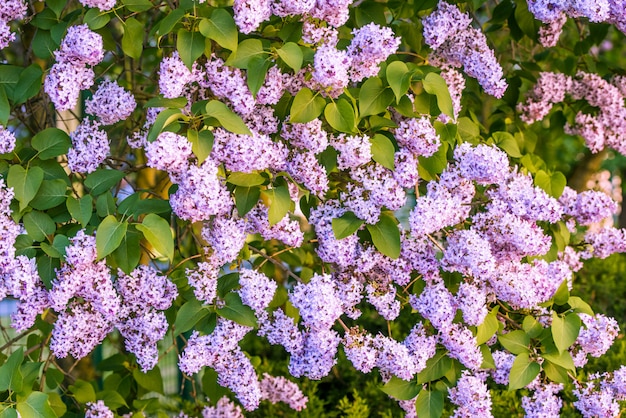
[290, 273, 342, 330]
[394, 116, 440, 157]
[289, 328, 340, 379]
[312, 44, 350, 98]
[158, 52, 195, 99]
[233, 0, 271, 34]
[202, 217, 248, 265]
[186, 260, 219, 304]
[259, 374, 308, 411]
[0, 125, 16, 154]
[347, 23, 401, 82]
[67, 120, 109, 174]
[448, 371, 492, 417]
[79, 0, 116, 11]
[522, 383, 564, 418]
[238, 269, 277, 314]
[202, 397, 244, 418]
[85, 80, 137, 125]
[247, 204, 304, 248]
[145, 131, 193, 179]
[44, 62, 95, 111]
[85, 400, 114, 418]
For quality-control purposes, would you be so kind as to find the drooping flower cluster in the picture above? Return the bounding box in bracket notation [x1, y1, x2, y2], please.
[85, 80, 137, 125]
[422, 1, 507, 97]
[45, 24, 104, 111]
[0, 0, 27, 49]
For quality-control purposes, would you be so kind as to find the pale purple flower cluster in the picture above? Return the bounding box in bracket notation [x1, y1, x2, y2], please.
[290, 273, 342, 330]
[394, 116, 440, 157]
[561, 189, 618, 225]
[158, 52, 195, 99]
[573, 379, 621, 418]
[85, 80, 137, 125]
[79, 0, 116, 11]
[67, 120, 109, 174]
[347, 23, 401, 82]
[538, 13, 568, 47]
[116, 265, 178, 371]
[393, 149, 419, 188]
[233, 0, 271, 34]
[202, 56, 255, 116]
[145, 131, 193, 179]
[309, 200, 360, 267]
[238, 269, 277, 314]
[331, 134, 371, 170]
[454, 142, 509, 185]
[366, 282, 400, 321]
[85, 400, 114, 418]
[256, 66, 286, 105]
[288, 328, 341, 380]
[490, 350, 514, 385]
[286, 151, 329, 197]
[211, 128, 287, 173]
[0, 0, 26, 49]
[0, 125, 16, 154]
[202, 397, 244, 418]
[573, 313, 619, 367]
[522, 383, 563, 418]
[7, 256, 49, 332]
[312, 45, 350, 97]
[583, 226, 626, 259]
[259, 374, 308, 411]
[202, 217, 248, 265]
[45, 25, 103, 110]
[281, 118, 328, 153]
[186, 261, 219, 304]
[423, 1, 507, 98]
[448, 371, 492, 417]
[439, 67, 466, 122]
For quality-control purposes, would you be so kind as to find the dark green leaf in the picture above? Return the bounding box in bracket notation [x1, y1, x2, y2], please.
[370, 134, 395, 170]
[177, 29, 205, 70]
[551, 312, 581, 353]
[422, 73, 454, 120]
[498, 330, 530, 355]
[67, 195, 93, 228]
[492, 131, 522, 158]
[30, 179, 67, 210]
[69, 379, 96, 404]
[324, 99, 356, 133]
[332, 211, 364, 239]
[415, 389, 444, 418]
[23, 211, 55, 242]
[277, 42, 303, 72]
[199, 9, 238, 52]
[84, 8, 110, 30]
[157, 8, 185, 36]
[122, 17, 144, 59]
[136, 213, 174, 262]
[366, 212, 400, 259]
[147, 108, 184, 142]
[0, 86, 9, 126]
[84, 169, 125, 195]
[112, 229, 141, 274]
[133, 366, 164, 394]
[359, 77, 394, 117]
[418, 351, 452, 384]
[235, 186, 260, 217]
[225, 39, 265, 69]
[8, 165, 44, 212]
[508, 353, 540, 390]
[174, 299, 210, 335]
[216, 292, 258, 327]
[247, 56, 271, 96]
[0, 348, 23, 392]
[145, 97, 188, 108]
[13, 65, 43, 105]
[96, 215, 128, 260]
[16, 392, 56, 418]
[122, 0, 153, 12]
[379, 376, 419, 400]
[32, 128, 70, 160]
[290, 87, 326, 124]
[205, 100, 252, 135]
[543, 360, 569, 384]
[457, 117, 480, 141]
[543, 349, 576, 372]
[187, 129, 213, 164]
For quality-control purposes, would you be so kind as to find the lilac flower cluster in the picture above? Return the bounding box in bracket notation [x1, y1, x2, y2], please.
[422, 1, 507, 98]
[0, 125, 15, 154]
[259, 374, 308, 411]
[85, 80, 137, 125]
[67, 119, 109, 174]
[0, 0, 26, 49]
[448, 371, 493, 417]
[45, 25, 104, 111]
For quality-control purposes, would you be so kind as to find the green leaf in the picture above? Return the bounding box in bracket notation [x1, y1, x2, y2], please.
[534, 170, 566, 198]
[359, 77, 394, 117]
[174, 299, 210, 335]
[522, 315, 544, 339]
[370, 134, 395, 170]
[386, 61, 411, 103]
[177, 29, 205, 70]
[67, 195, 93, 228]
[543, 349, 576, 372]
[0, 86, 9, 126]
[112, 229, 141, 274]
[97, 390, 128, 409]
[498, 330, 530, 355]
[136, 214, 174, 262]
[277, 42, 303, 72]
[366, 212, 400, 259]
[492, 131, 522, 158]
[379, 376, 419, 400]
[69, 379, 96, 404]
[144, 97, 188, 108]
[476, 306, 500, 345]
[227, 172, 266, 187]
[324, 99, 356, 133]
[16, 392, 56, 418]
[332, 211, 364, 239]
[422, 72, 454, 120]
[133, 366, 164, 394]
[457, 117, 480, 141]
[96, 215, 128, 260]
[32, 128, 70, 160]
[568, 296, 594, 316]
[0, 348, 23, 392]
[235, 186, 260, 217]
[8, 165, 44, 212]
[147, 108, 184, 142]
[157, 7, 185, 36]
[122, 17, 144, 59]
[122, 0, 153, 12]
[508, 353, 540, 390]
[23, 211, 55, 242]
[0, 408, 18, 418]
[84, 8, 110, 30]
[418, 351, 452, 384]
[543, 360, 569, 384]
[415, 389, 444, 418]
[216, 292, 258, 327]
[261, 182, 291, 226]
[552, 280, 570, 305]
[84, 169, 125, 195]
[247, 56, 270, 97]
[205, 100, 252, 135]
[199, 9, 238, 52]
[13, 65, 43, 105]
[290, 87, 326, 124]
[551, 312, 581, 353]
[418, 141, 447, 180]
[187, 129, 213, 164]
[46, 392, 66, 418]
[225, 39, 265, 69]
[30, 179, 67, 210]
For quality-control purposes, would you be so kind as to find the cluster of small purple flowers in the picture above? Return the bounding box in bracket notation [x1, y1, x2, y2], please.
[0, 125, 16, 154]
[85, 80, 137, 125]
[0, 0, 26, 49]
[45, 24, 104, 111]
[422, 1, 507, 98]
[67, 119, 109, 174]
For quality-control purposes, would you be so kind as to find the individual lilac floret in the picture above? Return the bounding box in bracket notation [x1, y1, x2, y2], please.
[238, 269, 277, 314]
[423, 2, 507, 98]
[271, 0, 314, 17]
[448, 371, 492, 417]
[85, 80, 137, 125]
[312, 44, 350, 98]
[347, 23, 401, 82]
[259, 374, 308, 411]
[145, 131, 193, 179]
[44, 62, 95, 111]
[158, 52, 195, 99]
[454, 142, 509, 185]
[202, 397, 244, 418]
[522, 383, 563, 418]
[0, 125, 16, 154]
[79, 0, 116, 11]
[233, 0, 271, 34]
[85, 400, 114, 418]
[67, 120, 109, 174]
[331, 134, 371, 170]
[394, 117, 440, 157]
[55, 24, 104, 66]
[289, 273, 342, 330]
